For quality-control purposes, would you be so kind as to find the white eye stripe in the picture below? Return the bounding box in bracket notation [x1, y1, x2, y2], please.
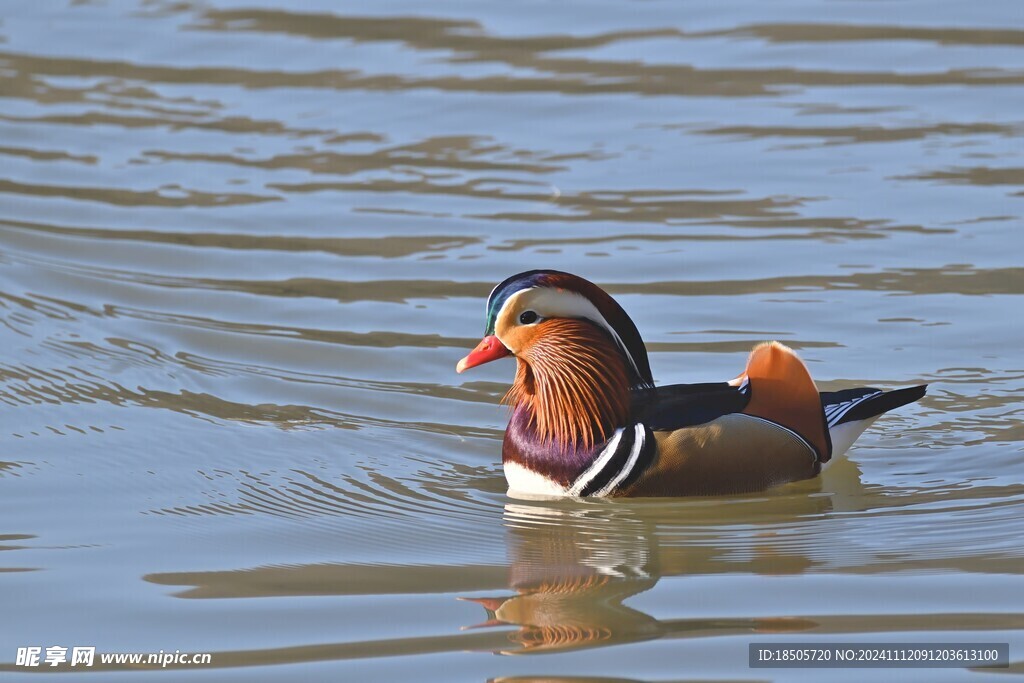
[499, 288, 644, 381]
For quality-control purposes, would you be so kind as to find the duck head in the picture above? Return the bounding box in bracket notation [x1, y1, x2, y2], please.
[457, 270, 653, 450]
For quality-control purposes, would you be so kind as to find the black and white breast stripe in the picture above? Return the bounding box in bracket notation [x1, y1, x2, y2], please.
[824, 390, 883, 427]
[568, 424, 656, 497]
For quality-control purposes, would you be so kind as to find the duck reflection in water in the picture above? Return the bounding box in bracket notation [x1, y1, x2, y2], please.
[460, 477, 847, 655]
[464, 501, 662, 654]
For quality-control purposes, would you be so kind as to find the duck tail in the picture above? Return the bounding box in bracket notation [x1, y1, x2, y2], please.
[822, 385, 927, 458]
[740, 341, 832, 463]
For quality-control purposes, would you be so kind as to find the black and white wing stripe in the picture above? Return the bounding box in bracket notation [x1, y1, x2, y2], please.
[568, 424, 656, 497]
[823, 390, 883, 427]
[822, 385, 928, 427]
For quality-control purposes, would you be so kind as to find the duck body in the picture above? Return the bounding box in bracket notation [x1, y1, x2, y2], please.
[457, 270, 926, 498]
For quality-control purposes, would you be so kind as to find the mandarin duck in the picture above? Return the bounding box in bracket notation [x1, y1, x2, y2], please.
[457, 270, 926, 498]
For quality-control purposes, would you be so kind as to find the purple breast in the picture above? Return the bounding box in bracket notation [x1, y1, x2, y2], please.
[502, 406, 603, 487]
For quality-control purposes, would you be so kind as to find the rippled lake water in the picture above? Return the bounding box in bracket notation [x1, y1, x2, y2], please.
[2, 1, 1023, 680]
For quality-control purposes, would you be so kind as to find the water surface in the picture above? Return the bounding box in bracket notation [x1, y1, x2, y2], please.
[2, 1, 1023, 680]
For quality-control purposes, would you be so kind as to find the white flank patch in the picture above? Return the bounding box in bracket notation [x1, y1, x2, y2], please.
[504, 461, 568, 499]
[827, 416, 880, 462]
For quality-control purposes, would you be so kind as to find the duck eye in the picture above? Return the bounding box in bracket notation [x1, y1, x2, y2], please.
[519, 310, 538, 325]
